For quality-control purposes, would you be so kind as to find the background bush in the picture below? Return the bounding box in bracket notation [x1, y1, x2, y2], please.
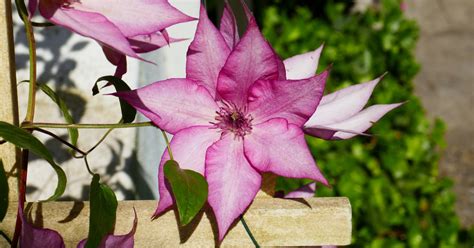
[249, 0, 474, 247]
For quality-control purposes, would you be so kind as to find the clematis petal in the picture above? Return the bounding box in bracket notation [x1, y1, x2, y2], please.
[219, 1, 239, 49]
[153, 126, 221, 217]
[217, 17, 280, 107]
[284, 45, 323, 80]
[114, 57, 127, 79]
[100, 208, 138, 248]
[236, 0, 285, 79]
[102, 46, 127, 78]
[27, 0, 37, 19]
[268, 44, 287, 80]
[248, 70, 329, 127]
[205, 135, 261, 241]
[284, 182, 317, 198]
[68, 0, 194, 37]
[304, 125, 369, 140]
[19, 201, 65, 248]
[238, 0, 253, 21]
[306, 76, 383, 127]
[102, 46, 124, 67]
[305, 103, 403, 140]
[114, 79, 219, 134]
[77, 209, 138, 248]
[187, 6, 230, 98]
[128, 32, 182, 54]
[39, 2, 140, 59]
[244, 118, 328, 185]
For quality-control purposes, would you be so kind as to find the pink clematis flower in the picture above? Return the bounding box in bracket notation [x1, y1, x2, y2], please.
[30, 0, 194, 77]
[284, 182, 317, 199]
[77, 209, 138, 248]
[116, 3, 329, 240]
[19, 200, 137, 248]
[283, 46, 403, 140]
[18, 200, 65, 248]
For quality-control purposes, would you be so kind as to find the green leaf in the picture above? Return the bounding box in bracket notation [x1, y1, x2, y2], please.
[0, 159, 8, 222]
[164, 160, 208, 226]
[0, 121, 66, 201]
[37, 83, 78, 148]
[86, 174, 118, 248]
[93, 76, 136, 123]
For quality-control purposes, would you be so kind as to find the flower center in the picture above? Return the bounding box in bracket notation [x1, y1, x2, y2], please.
[212, 101, 253, 138]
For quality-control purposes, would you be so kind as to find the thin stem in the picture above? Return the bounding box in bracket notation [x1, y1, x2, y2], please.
[23, 14, 37, 123]
[240, 216, 260, 247]
[13, 0, 37, 246]
[161, 130, 173, 160]
[85, 128, 115, 154]
[33, 126, 112, 176]
[0, 230, 12, 245]
[33, 127, 114, 176]
[12, 150, 29, 248]
[83, 156, 94, 176]
[33, 128, 86, 155]
[31, 21, 54, 27]
[22, 121, 155, 129]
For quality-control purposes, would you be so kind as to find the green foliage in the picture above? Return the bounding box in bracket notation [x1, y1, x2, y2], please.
[0, 159, 8, 222]
[93, 76, 137, 123]
[260, 0, 473, 246]
[37, 82, 79, 148]
[86, 174, 118, 248]
[0, 121, 66, 201]
[164, 160, 208, 226]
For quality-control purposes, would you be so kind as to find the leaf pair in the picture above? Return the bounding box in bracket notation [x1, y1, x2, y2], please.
[163, 160, 208, 226]
[80, 174, 138, 248]
[0, 121, 66, 201]
[84, 174, 118, 248]
[79, 173, 140, 248]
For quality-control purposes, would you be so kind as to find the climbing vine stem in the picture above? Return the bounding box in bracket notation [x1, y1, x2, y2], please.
[240, 216, 260, 247]
[22, 121, 155, 129]
[12, 0, 37, 246]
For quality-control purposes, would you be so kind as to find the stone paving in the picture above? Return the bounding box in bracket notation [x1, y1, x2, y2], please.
[406, 0, 474, 227]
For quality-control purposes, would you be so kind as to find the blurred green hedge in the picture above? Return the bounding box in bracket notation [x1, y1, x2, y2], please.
[253, 0, 474, 246]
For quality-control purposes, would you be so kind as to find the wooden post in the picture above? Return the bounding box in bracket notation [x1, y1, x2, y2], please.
[0, 2, 352, 247]
[0, 0, 20, 203]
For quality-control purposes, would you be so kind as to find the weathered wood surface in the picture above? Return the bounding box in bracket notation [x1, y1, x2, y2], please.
[0, 198, 351, 247]
[0, 0, 19, 204]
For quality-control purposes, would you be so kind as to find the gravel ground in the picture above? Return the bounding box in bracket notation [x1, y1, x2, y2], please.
[406, 0, 474, 227]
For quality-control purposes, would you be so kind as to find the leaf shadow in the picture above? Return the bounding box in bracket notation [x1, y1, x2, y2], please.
[57, 201, 85, 223]
[172, 206, 205, 244]
[126, 150, 155, 200]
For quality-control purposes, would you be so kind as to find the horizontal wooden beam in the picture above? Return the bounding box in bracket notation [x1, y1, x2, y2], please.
[0, 197, 351, 247]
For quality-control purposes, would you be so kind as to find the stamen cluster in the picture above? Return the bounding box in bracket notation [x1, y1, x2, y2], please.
[212, 101, 253, 138]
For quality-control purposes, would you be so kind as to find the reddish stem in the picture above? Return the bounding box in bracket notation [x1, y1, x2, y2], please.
[11, 150, 28, 247]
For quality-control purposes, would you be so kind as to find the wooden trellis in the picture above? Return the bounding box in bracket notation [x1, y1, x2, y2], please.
[0, 1, 351, 246]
